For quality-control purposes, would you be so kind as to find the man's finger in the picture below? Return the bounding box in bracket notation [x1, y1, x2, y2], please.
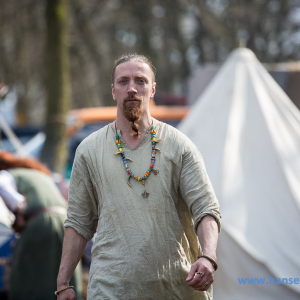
[194, 278, 210, 288]
[194, 278, 213, 291]
[187, 272, 206, 287]
[186, 263, 198, 282]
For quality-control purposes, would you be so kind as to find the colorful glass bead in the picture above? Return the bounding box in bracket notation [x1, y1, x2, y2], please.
[115, 124, 160, 196]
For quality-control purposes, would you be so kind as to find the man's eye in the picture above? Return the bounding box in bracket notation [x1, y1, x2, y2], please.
[138, 79, 145, 83]
[120, 80, 127, 84]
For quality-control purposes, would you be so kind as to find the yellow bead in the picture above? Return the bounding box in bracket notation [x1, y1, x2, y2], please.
[152, 137, 155, 140]
[119, 148, 123, 151]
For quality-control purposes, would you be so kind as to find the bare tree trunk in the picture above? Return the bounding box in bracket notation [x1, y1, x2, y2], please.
[13, 0, 31, 125]
[40, 0, 70, 173]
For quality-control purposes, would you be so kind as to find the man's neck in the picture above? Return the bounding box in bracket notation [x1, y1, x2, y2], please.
[115, 110, 158, 149]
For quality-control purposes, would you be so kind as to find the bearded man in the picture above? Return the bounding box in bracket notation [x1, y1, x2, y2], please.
[57, 54, 221, 300]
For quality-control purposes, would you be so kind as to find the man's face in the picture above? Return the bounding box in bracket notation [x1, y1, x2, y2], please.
[111, 61, 156, 119]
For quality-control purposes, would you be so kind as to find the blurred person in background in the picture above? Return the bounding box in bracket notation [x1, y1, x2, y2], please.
[0, 151, 82, 300]
[56, 54, 221, 300]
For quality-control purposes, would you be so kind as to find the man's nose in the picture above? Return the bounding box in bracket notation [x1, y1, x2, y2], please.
[127, 82, 137, 94]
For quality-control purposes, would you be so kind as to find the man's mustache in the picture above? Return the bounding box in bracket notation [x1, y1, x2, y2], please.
[123, 95, 142, 103]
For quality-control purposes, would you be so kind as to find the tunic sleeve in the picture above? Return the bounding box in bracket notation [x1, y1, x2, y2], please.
[179, 139, 221, 233]
[64, 146, 99, 241]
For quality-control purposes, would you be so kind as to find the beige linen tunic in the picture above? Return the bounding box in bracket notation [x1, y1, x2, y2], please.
[65, 122, 221, 300]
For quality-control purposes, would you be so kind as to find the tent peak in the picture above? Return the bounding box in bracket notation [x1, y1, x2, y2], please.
[230, 48, 257, 62]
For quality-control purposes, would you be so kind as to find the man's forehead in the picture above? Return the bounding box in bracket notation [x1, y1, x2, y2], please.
[115, 61, 153, 78]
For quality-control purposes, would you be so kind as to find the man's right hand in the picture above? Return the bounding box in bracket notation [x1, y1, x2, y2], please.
[56, 228, 87, 300]
[57, 288, 76, 300]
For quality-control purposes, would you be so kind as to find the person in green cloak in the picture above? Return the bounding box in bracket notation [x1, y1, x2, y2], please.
[0, 151, 82, 300]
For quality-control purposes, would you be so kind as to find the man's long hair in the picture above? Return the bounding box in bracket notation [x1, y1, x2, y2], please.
[0, 151, 51, 176]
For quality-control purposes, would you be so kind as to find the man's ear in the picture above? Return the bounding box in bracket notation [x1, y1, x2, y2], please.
[151, 82, 156, 99]
[111, 84, 116, 101]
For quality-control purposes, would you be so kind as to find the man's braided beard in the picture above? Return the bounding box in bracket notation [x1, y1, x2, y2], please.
[122, 95, 143, 137]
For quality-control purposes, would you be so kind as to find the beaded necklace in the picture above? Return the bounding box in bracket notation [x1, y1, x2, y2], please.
[114, 121, 162, 198]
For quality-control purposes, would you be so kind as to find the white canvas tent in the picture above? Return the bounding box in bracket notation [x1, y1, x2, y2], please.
[178, 48, 300, 299]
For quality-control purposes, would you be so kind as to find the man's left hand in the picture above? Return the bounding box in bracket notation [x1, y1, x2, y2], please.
[186, 257, 215, 291]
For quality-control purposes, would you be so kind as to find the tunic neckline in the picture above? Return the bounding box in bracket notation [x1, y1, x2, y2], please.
[109, 121, 162, 151]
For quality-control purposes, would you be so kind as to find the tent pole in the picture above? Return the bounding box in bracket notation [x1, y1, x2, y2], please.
[0, 112, 27, 156]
